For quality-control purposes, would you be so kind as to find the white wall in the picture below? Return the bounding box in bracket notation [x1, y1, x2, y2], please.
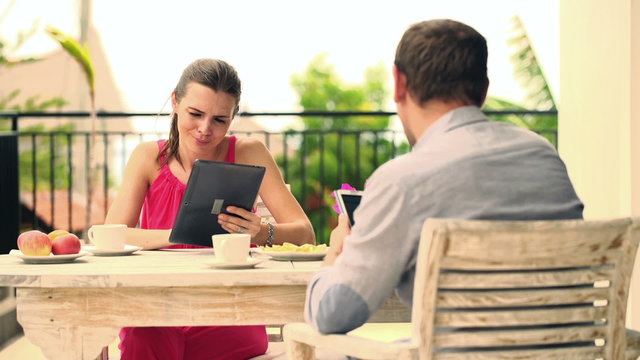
[559, 0, 640, 330]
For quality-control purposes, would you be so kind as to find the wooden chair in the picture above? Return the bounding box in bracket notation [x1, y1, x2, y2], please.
[284, 217, 640, 359]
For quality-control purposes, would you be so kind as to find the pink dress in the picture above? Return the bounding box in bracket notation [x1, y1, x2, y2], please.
[119, 137, 268, 360]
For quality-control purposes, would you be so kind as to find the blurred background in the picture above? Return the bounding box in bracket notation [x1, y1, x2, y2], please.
[1, 0, 558, 113]
[0, 0, 560, 245]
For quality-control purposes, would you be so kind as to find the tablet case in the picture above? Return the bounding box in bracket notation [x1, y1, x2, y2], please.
[168, 160, 266, 247]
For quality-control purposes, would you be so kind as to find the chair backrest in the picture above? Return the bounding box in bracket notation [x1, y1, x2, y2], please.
[412, 217, 640, 360]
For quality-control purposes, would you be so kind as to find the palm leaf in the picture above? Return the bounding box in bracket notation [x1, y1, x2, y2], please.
[483, 16, 558, 133]
[507, 15, 556, 110]
[0, 55, 40, 67]
[483, 96, 530, 128]
[0, 89, 20, 109]
[45, 25, 95, 94]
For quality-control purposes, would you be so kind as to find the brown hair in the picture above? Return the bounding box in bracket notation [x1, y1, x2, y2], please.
[394, 19, 488, 107]
[159, 58, 242, 167]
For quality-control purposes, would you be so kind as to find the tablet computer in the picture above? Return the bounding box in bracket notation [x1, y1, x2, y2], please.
[168, 160, 266, 247]
[335, 189, 363, 226]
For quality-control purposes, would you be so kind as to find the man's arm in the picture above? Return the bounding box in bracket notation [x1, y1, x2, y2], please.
[304, 178, 419, 334]
[322, 214, 350, 266]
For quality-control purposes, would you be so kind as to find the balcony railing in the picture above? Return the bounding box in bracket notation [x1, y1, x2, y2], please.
[0, 110, 558, 251]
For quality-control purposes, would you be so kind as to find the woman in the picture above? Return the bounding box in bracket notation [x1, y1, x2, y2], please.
[105, 58, 315, 360]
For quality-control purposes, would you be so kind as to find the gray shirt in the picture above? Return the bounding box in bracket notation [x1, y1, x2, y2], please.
[305, 106, 583, 334]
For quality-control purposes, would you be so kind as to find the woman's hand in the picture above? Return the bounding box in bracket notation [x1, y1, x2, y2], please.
[217, 206, 262, 239]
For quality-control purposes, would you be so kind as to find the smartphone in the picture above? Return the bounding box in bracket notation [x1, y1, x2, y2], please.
[335, 189, 363, 227]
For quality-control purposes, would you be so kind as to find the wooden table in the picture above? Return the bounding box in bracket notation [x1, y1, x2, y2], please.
[0, 250, 409, 359]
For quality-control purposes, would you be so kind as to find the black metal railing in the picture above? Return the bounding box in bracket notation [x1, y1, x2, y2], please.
[0, 110, 558, 249]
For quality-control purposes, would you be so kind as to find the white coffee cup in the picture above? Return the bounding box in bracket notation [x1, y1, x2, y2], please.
[88, 224, 127, 250]
[212, 234, 250, 263]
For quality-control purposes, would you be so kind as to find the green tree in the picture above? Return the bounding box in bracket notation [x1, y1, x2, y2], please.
[284, 53, 409, 243]
[19, 123, 75, 190]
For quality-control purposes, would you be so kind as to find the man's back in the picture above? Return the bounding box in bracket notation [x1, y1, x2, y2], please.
[377, 106, 583, 222]
[305, 106, 583, 334]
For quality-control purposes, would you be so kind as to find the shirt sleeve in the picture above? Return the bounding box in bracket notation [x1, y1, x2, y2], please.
[304, 173, 420, 333]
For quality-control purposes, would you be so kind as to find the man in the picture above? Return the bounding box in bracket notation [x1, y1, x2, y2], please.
[305, 19, 583, 334]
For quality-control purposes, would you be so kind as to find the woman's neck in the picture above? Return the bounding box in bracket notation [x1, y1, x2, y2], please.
[176, 137, 228, 171]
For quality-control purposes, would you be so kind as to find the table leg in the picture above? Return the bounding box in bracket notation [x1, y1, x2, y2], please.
[20, 325, 119, 360]
[16, 287, 119, 360]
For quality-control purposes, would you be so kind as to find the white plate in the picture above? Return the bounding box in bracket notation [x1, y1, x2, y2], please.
[82, 245, 142, 256]
[158, 247, 213, 252]
[203, 257, 265, 269]
[253, 249, 327, 261]
[10, 249, 89, 264]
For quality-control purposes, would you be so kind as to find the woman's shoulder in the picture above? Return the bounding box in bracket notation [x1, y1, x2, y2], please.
[128, 141, 163, 167]
[132, 140, 163, 157]
[235, 136, 264, 147]
[234, 137, 272, 165]
[235, 136, 269, 154]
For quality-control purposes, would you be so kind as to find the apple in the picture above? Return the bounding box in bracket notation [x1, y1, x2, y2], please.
[51, 233, 81, 255]
[17, 230, 52, 256]
[48, 229, 69, 241]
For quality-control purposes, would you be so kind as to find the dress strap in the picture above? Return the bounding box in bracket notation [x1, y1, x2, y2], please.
[225, 135, 236, 163]
[157, 139, 168, 163]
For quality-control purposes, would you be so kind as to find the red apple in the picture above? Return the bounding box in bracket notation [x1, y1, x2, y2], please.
[17, 230, 52, 256]
[51, 233, 81, 255]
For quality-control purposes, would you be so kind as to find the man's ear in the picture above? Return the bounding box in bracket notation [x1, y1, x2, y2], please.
[393, 65, 408, 103]
[480, 79, 490, 106]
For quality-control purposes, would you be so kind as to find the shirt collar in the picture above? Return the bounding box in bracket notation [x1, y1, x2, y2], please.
[413, 105, 487, 150]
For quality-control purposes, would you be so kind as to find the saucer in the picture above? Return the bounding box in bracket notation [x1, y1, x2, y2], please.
[82, 245, 142, 256]
[203, 257, 264, 269]
[252, 248, 328, 261]
[158, 247, 213, 252]
[10, 249, 88, 264]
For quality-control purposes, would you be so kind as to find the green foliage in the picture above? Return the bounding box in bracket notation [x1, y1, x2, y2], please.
[507, 15, 556, 111]
[45, 25, 95, 95]
[482, 15, 557, 145]
[0, 90, 68, 131]
[284, 53, 409, 243]
[0, 2, 40, 68]
[0, 4, 80, 197]
[19, 123, 76, 190]
[0, 90, 67, 112]
[0, 4, 67, 127]
[483, 97, 557, 146]
[290, 54, 390, 130]
[284, 131, 408, 198]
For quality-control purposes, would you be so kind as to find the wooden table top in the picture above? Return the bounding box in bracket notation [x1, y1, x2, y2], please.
[0, 249, 321, 288]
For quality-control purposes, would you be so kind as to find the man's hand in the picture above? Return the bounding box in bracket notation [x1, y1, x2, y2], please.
[323, 214, 350, 266]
